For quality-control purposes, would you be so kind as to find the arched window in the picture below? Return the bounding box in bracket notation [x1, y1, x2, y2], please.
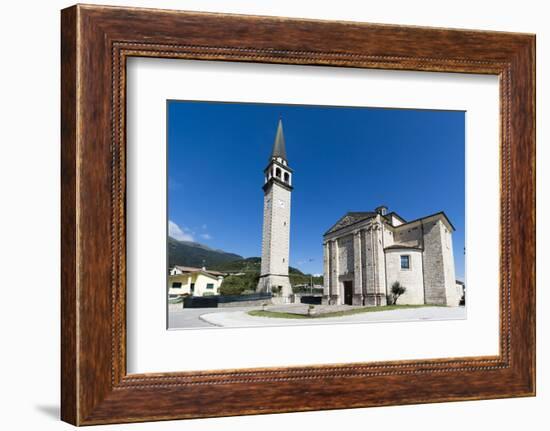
[284, 172, 289, 183]
[275, 167, 281, 178]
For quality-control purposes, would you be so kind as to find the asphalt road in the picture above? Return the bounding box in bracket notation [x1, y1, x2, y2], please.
[168, 306, 260, 329]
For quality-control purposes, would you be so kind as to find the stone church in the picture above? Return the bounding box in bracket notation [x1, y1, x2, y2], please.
[323, 207, 461, 307]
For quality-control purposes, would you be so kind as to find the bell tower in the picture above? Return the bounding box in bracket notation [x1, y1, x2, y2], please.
[257, 118, 293, 298]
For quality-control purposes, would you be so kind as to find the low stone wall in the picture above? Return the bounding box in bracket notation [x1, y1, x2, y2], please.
[271, 295, 294, 305]
[179, 292, 273, 309]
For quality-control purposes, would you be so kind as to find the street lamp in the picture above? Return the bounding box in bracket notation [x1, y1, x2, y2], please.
[308, 258, 314, 295]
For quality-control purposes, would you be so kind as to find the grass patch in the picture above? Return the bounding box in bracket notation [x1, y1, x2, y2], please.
[248, 310, 310, 319]
[248, 304, 437, 319]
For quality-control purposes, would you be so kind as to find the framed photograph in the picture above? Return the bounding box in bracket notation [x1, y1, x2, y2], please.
[61, 4, 535, 425]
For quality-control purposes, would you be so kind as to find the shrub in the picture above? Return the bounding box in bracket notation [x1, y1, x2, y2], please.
[391, 281, 406, 304]
[290, 274, 324, 287]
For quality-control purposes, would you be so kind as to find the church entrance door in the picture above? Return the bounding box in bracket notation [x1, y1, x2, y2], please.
[343, 281, 353, 305]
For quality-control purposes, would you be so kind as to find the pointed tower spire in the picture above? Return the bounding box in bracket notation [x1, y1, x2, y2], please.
[258, 117, 293, 297]
[271, 118, 287, 160]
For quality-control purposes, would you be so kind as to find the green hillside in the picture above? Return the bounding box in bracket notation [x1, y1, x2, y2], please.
[209, 256, 304, 275]
[168, 237, 323, 295]
[168, 236, 242, 269]
[208, 257, 261, 273]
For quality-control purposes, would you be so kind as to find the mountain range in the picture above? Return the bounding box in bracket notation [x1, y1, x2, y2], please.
[168, 236, 243, 269]
[167, 236, 305, 275]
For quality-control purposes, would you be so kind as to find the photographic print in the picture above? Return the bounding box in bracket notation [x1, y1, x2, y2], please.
[167, 101, 466, 329]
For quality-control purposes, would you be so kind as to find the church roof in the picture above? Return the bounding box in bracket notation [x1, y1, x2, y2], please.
[324, 209, 456, 238]
[324, 212, 377, 235]
[384, 244, 422, 251]
[393, 211, 456, 231]
[383, 211, 407, 225]
[270, 118, 287, 160]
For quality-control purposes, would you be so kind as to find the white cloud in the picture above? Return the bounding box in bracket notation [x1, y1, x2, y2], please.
[200, 233, 212, 240]
[168, 220, 194, 241]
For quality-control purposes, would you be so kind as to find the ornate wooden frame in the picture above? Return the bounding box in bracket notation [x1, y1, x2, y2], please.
[61, 4, 535, 426]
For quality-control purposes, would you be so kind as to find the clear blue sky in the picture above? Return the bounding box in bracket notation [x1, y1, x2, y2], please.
[167, 101, 465, 279]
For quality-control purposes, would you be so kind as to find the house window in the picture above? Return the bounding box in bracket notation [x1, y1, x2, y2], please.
[172, 282, 182, 289]
[206, 283, 214, 289]
[190, 283, 195, 294]
[275, 167, 281, 178]
[400, 255, 410, 270]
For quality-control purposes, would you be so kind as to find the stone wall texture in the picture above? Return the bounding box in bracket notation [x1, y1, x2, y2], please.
[385, 249, 424, 304]
[258, 182, 292, 296]
[422, 220, 460, 306]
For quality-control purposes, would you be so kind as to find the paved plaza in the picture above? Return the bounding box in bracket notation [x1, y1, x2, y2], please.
[168, 304, 466, 329]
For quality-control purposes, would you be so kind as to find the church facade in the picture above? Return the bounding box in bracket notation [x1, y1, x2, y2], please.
[257, 119, 293, 297]
[323, 207, 461, 307]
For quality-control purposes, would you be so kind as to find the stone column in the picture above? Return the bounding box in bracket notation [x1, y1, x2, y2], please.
[372, 224, 379, 305]
[353, 230, 364, 305]
[330, 239, 340, 305]
[361, 229, 368, 299]
[371, 224, 387, 306]
[322, 241, 330, 304]
[376, 224, 388, 306]
[364, 226, 376, 306]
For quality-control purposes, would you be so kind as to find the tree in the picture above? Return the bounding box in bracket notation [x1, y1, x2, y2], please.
[219, 275, 247, 295]
[391, 281, 406, 304]
[219, 272, 260, 296]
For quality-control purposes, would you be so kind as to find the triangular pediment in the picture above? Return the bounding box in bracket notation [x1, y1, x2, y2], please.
[330, 215, 354, 232]
[324, 212, 376, 235]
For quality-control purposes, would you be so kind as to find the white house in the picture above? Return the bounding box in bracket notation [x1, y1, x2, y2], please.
[455, 279, 466, 304]
[323, 206, 461, 307]
[168, 266, 225, 297]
